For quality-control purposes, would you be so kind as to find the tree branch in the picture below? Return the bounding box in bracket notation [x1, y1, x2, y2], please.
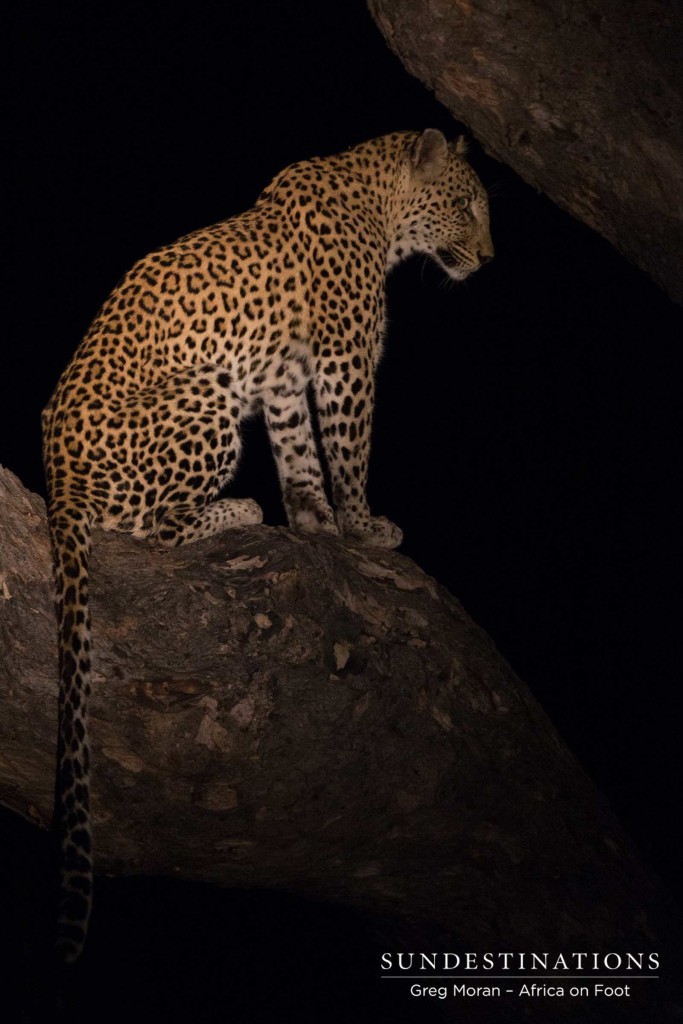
[368, 0, 683, 305]
[0, 466, 680, 1020]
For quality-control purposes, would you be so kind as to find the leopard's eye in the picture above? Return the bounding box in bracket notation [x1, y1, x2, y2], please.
[457, 196, 469, 210]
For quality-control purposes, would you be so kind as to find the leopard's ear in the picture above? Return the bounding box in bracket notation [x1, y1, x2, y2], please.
[411, 129, 448, 182]
[453, 135, 468, 156]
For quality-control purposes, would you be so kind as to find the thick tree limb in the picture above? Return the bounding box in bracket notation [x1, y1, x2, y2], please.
[368, 0, 683, 305]
[0, 466, 680, 1020]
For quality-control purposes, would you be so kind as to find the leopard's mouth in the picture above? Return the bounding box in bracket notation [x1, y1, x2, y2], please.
[436, 248, 461, 268]
[435, 248, 471, 280]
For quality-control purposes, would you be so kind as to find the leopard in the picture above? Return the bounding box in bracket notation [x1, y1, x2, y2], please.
[42, 128, 493, 962]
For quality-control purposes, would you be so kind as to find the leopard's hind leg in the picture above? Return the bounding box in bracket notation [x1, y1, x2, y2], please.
[98, 364, 262, 543]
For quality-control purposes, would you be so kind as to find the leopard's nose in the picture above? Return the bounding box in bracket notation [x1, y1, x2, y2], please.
[478, 251, 493, 265]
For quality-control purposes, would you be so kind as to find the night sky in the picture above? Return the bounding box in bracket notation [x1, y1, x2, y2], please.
[4, 2, 682, 1021]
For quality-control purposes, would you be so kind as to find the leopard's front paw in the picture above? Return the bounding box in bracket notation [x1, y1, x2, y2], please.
[288, 497, 339, 537]
[365, 515, 403, 549]
[339, 514, 403, 550]
[293, 509, 340, 536]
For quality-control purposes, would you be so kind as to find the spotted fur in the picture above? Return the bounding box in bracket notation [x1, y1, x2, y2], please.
[42, 129, 493, 961]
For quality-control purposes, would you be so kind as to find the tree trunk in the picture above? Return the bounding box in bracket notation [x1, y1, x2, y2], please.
[0, 465, 680, 1020]
[367, 0, 683, 305]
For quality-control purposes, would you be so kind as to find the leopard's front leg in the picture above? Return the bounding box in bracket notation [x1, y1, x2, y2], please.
[314, 345, 402, 550]
[264, 385, 338, 536]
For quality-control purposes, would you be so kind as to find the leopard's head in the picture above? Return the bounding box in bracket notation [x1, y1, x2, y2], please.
[392, 129, 494, 280]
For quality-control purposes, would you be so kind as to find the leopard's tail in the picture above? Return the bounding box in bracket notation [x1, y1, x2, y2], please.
[48, 502, 95, 964]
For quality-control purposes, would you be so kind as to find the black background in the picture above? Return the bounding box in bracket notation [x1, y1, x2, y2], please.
[4, 2, 681, 1021]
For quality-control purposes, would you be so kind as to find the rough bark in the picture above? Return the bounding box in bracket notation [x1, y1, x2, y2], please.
[368, 0, 683, 305]
[0, 465, 680, 1020]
